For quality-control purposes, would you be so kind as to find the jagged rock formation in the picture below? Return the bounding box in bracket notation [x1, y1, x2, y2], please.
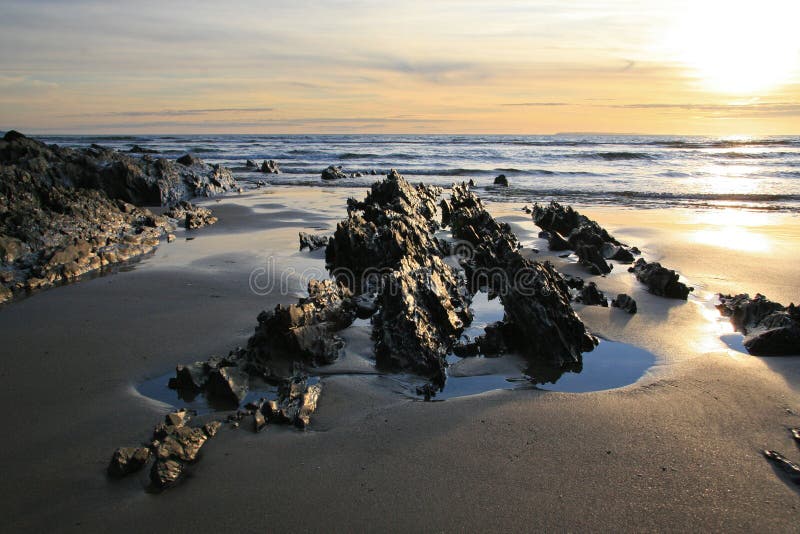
[717, 293, 800, 355]
[494, 174, 508, 186]
[532, 201, 637, 274]
[445, 183, 597, 370]
[629, 258, 692, 300]
[576, 282, 608, 306]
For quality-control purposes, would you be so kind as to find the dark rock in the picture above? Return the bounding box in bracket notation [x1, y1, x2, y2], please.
[416, 382, 438, 401]
[246, 279, 355, 371]
[763, 450, 800, 484]
[477, 321, 508, 356]
[601, 243, 635, 263]
[452, 339, 480, 357]
[202, 421, 221, 437]
[548, 231, 571, 252]
[321, 165, 347, 180]
[717, 293, 800, 355]
[298, 232, 329, 251]
[494, 174, 508, 186]
[262, 376, 322, 428]
[576, 244, 612, 275]
[245, 159, 257, 168]
[253, 410, 267, 433]
[153, 425, 208, 463]
[611, 293, 637, 314]
[261, 160, 280, 174]
[151, 459, 184, 489]
[108, 447, 151, 477]
[205, 366, 249, 404]
[129, 145, 158, 154]
[576, 282, 607, 306]
[176, 154, 202, 167]
[353, 292, 378, 318]
[563, 274, 584, 290]
[629, 258, 692, 300]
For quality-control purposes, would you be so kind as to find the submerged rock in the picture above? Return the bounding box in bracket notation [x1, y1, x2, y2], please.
[321, 165, 347, 180]
[611, 293, 638, 314]
[298, 232, 329, 251]
[717, 293, 800, 355]
[245, 159, 257, 168]
[629, 258, 692, 300]
[129, 144, 159, 154]
[261, 160, 280, 174]
[494, 174, 508, 186]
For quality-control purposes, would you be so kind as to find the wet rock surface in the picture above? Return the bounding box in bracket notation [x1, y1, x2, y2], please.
[298, 232, 329, 251]
[261, 159, 281, 174]
[629, 258, 693, 300]
[321, 165, 347, 180]
[763, 450, 800, 485]
[532, 201, 636, 273]
[0, 132, 231, 302]
[717, 293, 800, 355]
[576, 282, 608, 307]
[494, 174, 508, 186]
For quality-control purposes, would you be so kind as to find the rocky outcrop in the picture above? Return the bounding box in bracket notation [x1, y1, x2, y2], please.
[532, 201, 637, 273]
[717, 293, 800, 355]
[245, 159, 258, 169]
[0, 132, 233, 302]
[321, 165, 347, 180]
[165, 201, 218, 229]
[612, 294, 638, 314]
[298, 232, 329, 251]
[629, 258, 692, 300]
[445, 183, 597, 370]
[494, 174, 508, 186]
[108, 447, 151, 477]
[129, 144, 158, 154]
[576, 282, 607, 306]
[261, 160, 280, 174]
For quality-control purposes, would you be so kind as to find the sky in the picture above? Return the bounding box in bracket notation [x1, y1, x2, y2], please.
[1, 0, 799, 135]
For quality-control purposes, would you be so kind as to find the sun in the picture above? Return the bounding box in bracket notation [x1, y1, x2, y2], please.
[670, 0, 800, 94]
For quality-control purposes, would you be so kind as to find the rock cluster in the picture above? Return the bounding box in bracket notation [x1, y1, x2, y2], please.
[611, 293, 638, 314]
[165, 201, 218, 229]
[532, 201, 637, 274]
[717, 293, 800, 355]
[108, 409, 221, 490]
[576, 282, 608, 307]
[628, 258, 692, 300]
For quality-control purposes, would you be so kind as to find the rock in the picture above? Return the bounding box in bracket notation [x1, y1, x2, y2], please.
[108, 447, 151, 477]
[576, 244, 612, 275]
[165, 200, 217, 229]
[176, 154, 202, 167]
[245, 159, 257, 168]
[151, 459, 184, 489]
[563, 274, 584, 290]
[253, 410, 267, 432]
[202, 421, 222, 437]
[532, 201, 636, 273]
[717, 293, 800, 355]
[576, 282, 607, 306]
[246, 279, 355, 371]
[611, 294, 637, 314]
[763, 450, 800, 484]
[261, 160, 280, 174]
[353, 292, 378, 318]
[153, 425, 208, 463]
[164, 408, 192, 428]
[494, 174, 508, 186]
[321, 165, 347, 180]
[129, 145, 158, 154]
[261, 376, 322, 428]
[298, 232, 329, 251]
[629, 258, 692, 300]
[205, 366, 249, 404]
[167, 233, 176, 243]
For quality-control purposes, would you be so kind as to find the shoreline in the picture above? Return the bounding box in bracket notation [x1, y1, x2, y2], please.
[2, 180, 800, 529]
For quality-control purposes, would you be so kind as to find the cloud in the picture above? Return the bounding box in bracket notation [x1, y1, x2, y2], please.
[64, 107, 274, 118]
[606, 101, 800, 117]
[501, 102, 569, 107]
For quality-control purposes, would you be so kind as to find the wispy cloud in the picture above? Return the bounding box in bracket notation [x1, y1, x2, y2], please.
[501, 102, 569, 107]
[607, 102, 800, 117]
[63, 107, 274, 118]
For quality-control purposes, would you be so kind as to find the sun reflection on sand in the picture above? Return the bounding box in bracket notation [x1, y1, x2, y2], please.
[689, 209, 773, 252]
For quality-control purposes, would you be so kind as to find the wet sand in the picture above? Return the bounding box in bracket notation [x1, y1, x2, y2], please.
[1, 186, 799, 531]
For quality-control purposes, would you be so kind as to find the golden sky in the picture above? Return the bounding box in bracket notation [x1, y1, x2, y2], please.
[1, 0, 799, 135]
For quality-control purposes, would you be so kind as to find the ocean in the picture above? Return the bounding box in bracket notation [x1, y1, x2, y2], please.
[36, 133, 800, 211]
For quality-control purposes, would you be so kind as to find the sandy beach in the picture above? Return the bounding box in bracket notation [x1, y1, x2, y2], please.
[1, 184, 799, 531]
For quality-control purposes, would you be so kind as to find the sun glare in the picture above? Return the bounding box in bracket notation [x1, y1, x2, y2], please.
[671, 0, 800, 94]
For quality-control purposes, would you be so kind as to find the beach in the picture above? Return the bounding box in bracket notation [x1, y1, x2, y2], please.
[2, 182, 799, 531]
